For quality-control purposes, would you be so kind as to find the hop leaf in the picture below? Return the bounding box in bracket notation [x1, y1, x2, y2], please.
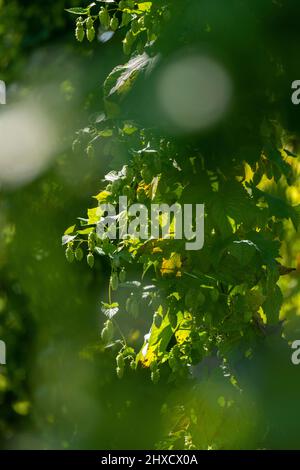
[86, 16, 93, 29]
[99, 7, 110, 29]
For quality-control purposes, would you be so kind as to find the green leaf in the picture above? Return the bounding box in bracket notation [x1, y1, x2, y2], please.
[101, 302, 119, 319]
[255, 188, 300, 230]
[64, 225, 76, 235]
[62, 234, 77, 246]
[227, 240, 259, 266]
[210, 196, 233, 239]
[65, 7, 88, 15]
[103, 53, 154, 100]
[137, 2, 152, 12]
[99, 128, 113, 137]
[122, 122, 138, 135]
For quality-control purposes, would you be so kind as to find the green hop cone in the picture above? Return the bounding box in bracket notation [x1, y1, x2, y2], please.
[87, 26, 95, 42]
[125, 30, 134, 45]
[130, 359, 137, 370]
[101, 319, 114, 344]
[88, 231, 96, 251]
[138, 17, 144, 27]
[123, 39, 131, 55]
[116, 353, 125, 369]
[89, 231, 96, 243]
[119, 268, 126, 283]
[126, 297, 139, 318]
[88, 240, 95, 252]
[110, 273, 119, 291]
[110, 16, 119, 31]
[116, 367, 124, 379]
[75, 247, 84, 261]
[65, 246, 74, 263]
[87, 252, 95, 268]
[121, 11, 131, 27]
[86, 16, 93, 29]
[75, 25, 85, 42]
[99, 7, 110, 29]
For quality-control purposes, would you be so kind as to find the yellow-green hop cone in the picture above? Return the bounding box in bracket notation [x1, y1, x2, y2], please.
[116, 366, 124, 379]
[101, 319, 114, 344]
[86, 16, 93, 29]
[119, 268, 126, 283]
[99, 7, 110, 29]
[116, 353, 125, 369]
[75, 247, 83, 261]
[123, 39, 131, 55]
[75, 25, 85, 42]
[87, 26, 95, 42]
[65, 246, 74, 263]
[87, 252, 94, 268]
[110, 16, 119, 31]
